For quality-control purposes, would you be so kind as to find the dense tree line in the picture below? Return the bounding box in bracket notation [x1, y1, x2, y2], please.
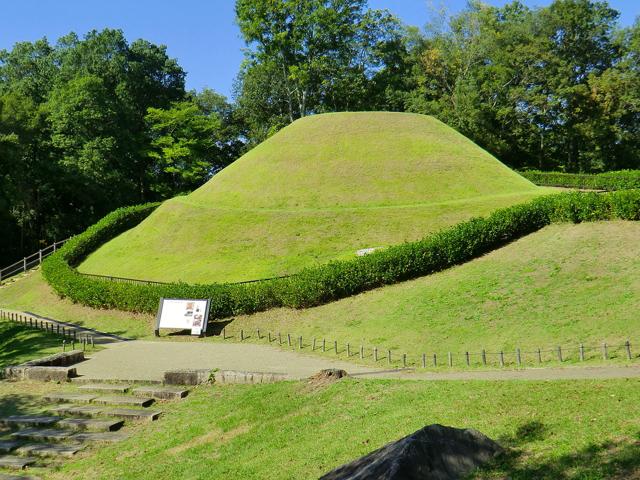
[0, 30, 240, 264]
[1, 0, 639, 265]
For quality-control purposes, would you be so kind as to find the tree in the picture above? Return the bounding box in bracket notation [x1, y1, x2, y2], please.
[234, 0, 406, 142]
[145, 90, 242, 196]
[405, 0, 633, 172]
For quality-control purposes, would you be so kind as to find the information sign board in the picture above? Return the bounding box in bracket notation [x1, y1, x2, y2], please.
[155, 298, 210, 336]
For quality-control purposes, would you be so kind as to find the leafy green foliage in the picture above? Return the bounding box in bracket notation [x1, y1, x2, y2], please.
[234, 0, 408, 143]
[521, 169, 640, 191]
[41, 190, 640, 321]
[0, 30, 237, 266]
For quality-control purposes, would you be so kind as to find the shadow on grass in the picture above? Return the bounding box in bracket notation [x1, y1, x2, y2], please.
[0, 322, 61, 369]
[0, 391, 45, 417]
[477, 421, 640, 479]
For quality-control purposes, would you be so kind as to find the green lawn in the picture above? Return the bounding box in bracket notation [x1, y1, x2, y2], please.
[77, 112, 550, 283]
[218, 221, 640, 366]
[0, 318, 62, 368]
[0, 271, 153, 340]
[1, 378, 627, 479]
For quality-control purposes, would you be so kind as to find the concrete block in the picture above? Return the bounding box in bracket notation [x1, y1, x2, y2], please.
[163, 369, 211, 386]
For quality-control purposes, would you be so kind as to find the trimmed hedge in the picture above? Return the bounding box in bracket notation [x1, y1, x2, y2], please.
[42, 190, 640, 321]
[521, 169, 640, 191]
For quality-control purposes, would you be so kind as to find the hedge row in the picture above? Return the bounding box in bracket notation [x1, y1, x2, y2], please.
[521, 169, 640, 191]
[42, 190, 640, 321]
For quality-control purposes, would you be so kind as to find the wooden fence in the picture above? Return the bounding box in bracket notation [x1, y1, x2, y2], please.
[1, 309, 96, 351]
[219, 326, 635, 369]
[0, 239, 69, 282]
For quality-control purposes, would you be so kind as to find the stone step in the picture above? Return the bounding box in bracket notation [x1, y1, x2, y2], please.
[15, 443, 83, 459]
[70, 432, 129, 443]
[42, 393, 96, 404]
[57, 418, 124, 432]
[132, 386, 189, 401]
[0, 455, 36, 469]
[0, 416, 61, 428]
[47, 405, 104, 418]
[11, 428, 72, 442]
[0, 441, 21, 454]
[91, 396, 154, 407]
[78, 384, 130, 394]
[102, 409, 161, 422]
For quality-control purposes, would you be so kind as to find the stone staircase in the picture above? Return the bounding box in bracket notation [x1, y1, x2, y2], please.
[0, 384, 189, 479]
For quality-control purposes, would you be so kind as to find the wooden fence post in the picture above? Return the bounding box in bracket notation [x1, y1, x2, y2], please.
[422, 353, 426, 369]
[312, 338, 316, 351]
[516, 348, 521, 367]
[448, 352, 452, 367]
[579, 343, 585, 361]
[346, 343, 350, 357]
[433, 353, 437, 367]
[360, 345, 364, 359]
[388, 350, 392, 365]
[499, 351, 504, 367]
[403, 354, 407, 368]
[602, 342, 608, 360]
[374, 347, 378, 362]
[287, 334, 291, 347]
[323, 339, 326, 352]
[465, 351, 470, 367]
[482, 349, 487, 366]
[537, 348, 542, 364]
[557, 346, 563, 362]
[626, 340, 632, 360]
[299, 336, 303, 349]
[334, 340, 338, 354]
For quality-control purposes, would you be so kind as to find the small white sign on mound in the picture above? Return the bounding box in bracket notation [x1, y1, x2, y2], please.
[155, 298, 211, 337]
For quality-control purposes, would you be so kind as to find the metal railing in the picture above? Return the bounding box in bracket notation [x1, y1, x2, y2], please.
[0, 239, 69, 282]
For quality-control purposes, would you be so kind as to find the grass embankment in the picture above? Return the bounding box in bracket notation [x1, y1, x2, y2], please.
[0, 317, 62, 368]
[1, 221, 639, 368]
[0, 270, 153, 339]
[78, 112, 548, 283]
[0, 378, 629, 479]
[218, 221, 640, 365]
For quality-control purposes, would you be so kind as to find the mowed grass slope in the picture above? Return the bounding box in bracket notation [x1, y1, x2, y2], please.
[9, 222, 638, 360]
[220, 221, 640, 359]
[0, 271, 153, 339]
[79, 112, 546, 283]
[34, 379, 640, 480]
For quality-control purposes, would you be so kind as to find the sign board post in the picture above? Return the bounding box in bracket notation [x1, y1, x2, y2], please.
[155, 298, 211, 337]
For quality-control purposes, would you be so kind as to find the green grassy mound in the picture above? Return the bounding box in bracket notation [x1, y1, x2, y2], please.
[78, 112, 544, 283]
[221, 221, 640, 358]
[17, 379, 636, 479]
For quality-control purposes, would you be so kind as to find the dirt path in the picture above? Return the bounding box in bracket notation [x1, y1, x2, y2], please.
[76, 341, 378, 381]
[75, 340, 640, 383]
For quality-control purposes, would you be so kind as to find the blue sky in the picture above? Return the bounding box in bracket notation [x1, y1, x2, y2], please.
[1, 1, 638, 98]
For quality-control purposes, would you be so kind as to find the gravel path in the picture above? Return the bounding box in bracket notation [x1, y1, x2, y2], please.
[75, 340, 640, 383]
[76, 341, 378, 381]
